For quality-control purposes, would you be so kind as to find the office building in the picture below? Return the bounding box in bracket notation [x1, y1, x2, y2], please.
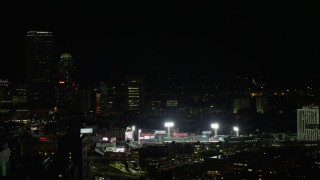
[95, 82, 108, 116]
[297, 106, 320, 141]
[233, 98, 251, 114]
[0, 79, 11, 115]
[26, 31, 55, 110]
[56, 53, 78, 113]
[256, 96, 268, 114]
[125, 76, 145, 113]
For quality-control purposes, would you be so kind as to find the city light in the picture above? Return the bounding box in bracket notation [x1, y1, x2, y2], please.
[211, 123, 219, 137]
[233, 126, 239, 137]
[164, 122, 174, 138]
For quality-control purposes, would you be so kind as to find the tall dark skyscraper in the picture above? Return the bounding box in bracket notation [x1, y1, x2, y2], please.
[26, 31, 55, 110]
[56, 53, 79, 113]
[95, 82, 108, 116]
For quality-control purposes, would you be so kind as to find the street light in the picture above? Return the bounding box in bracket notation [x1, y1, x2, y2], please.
[138, 129, 141, 144]
[233, 126, 239, 137]
[132, 126, 136, 142]
[211, 123, 219, 137]
[164, 122, 174, 138]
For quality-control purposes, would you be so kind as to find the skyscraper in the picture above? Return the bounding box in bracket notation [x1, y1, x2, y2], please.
[256, 96, 268, 114]
[0, 79, 11, 116]
[95, 82, 108, 116]
[26, 31, 55, 110]
[297, 106, 320, 141]
[56, 53, 78, 113]
[125, 76, 145, 113]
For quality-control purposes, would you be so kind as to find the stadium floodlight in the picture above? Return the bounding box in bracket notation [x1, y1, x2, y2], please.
[233, 126, 239, 137]
[164, 122, 174, 138]
[132, 126, 136, 141]
[138, 129, 141, 144]
[211, 123, 219, 137]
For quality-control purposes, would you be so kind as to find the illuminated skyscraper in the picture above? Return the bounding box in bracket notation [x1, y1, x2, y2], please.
[56, 53, 78, 113]
[125, 76, 145, 113]
[297, 106, 320, 141]
[26, 31, 55, 109]
[256, 96, 268, 114]
[57, 53, 76, 83]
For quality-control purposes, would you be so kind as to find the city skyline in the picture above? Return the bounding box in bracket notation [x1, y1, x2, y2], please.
[2, 2, 320, 179]
[1, 2, 320, 85]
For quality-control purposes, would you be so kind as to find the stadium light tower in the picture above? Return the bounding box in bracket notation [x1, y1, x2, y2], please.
[164, 122, 174, 138]
[211, 123, 219, 137]
[132, 126, 135, 141]
[233, 126, 239, 137]
[138, 129, 141, 144]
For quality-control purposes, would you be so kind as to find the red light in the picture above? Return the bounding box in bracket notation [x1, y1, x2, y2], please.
[59, 81, 65, 84]
[72, 83, 76, 87]
[39, 137, 47, 141]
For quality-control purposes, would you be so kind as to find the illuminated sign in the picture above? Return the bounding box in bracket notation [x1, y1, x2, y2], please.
[102, 137, 108, 141]
[140, 133, 153, 137]
[39, 137, 47, 141]
[202, 131, 212, 135]
[154, 130, 167, 135]
[59, 81, 65, 84]
[80, 128, 93, 134]
[173, 132, 188, 137]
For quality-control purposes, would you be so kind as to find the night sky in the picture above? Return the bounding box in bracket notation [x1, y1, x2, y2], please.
[1, 2, 320, 84]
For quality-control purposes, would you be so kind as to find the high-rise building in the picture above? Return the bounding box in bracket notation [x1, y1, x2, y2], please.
[26, 31, 55, 110]
[0, 79, 11, 116]
[56, 53, 78, 113]
[297, 106, 320, 141]
[95, 82, 108, 116]
[80, 85, 96, 114]
[11, 83, 28, 121]
[125, 76, 145, 113]
[256, 96, 268, 114]
[11, 83, 27, 106]
[233, 98, 251, 114]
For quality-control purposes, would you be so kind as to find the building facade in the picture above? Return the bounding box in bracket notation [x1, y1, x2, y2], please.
[125, 76, 145, 113]
[56, 53, 79, 113]
[233, 98, 251, 114]
[0, 79, 11, 115]
[26, 31, 55, 110]
[297, 106, 320, 141]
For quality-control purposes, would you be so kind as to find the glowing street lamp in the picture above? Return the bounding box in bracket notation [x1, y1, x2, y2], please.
[211, 123, 219, 137]
[164, 122, 174, 138]
[138, 129, 141, 144]
[233, 126, 239, 137]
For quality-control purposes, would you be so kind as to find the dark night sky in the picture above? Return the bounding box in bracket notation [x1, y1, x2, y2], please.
[1, 1, 320, 84]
